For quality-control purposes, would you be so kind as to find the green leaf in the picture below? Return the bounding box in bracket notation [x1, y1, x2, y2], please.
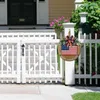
[70, 1, 100, 36]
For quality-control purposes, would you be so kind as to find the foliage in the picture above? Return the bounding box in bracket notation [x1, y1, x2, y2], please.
[72, 92, 100, 100]
[70, 1, 100, 36]
[84, 0, 100, 2]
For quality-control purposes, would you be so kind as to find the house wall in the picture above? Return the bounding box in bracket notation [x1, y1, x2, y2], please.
[0, 0, 49, 25]
[49, 0, 75, 22]
[0, 0, 74, 25]
[0, 0, 7, 25]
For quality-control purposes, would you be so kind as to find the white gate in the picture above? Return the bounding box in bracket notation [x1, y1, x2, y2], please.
[0, 30, 63, 83]
[21, 39, 61, 83]
[0, 39, 20, 83]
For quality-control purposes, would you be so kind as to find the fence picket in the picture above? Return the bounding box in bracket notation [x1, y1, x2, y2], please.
[33, 45, 36, 75]
[50, 44, 52, 75]
[1, 44, 3, 75]
[17, 42, 21, 83]
[28, 45, 30, 75]
[95, 33, 97, 85]
[60, 57, 63, 78]
[55, 45, 58, 75]
[84, 33, 86, 85]
[78, 53, 81, 84]
[89, 34, 92, 85]
[39, 44, 41, 75]
[7, 44, 8, 75]
[44, 44, 46, 75]
[12, 44, 14, 74]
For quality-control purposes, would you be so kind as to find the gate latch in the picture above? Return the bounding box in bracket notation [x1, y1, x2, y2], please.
[21, 44, 25, 56]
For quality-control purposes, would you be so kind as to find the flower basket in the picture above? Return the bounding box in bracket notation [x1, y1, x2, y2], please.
[58, 45, 81, 61]
[58, 30, 81, 61]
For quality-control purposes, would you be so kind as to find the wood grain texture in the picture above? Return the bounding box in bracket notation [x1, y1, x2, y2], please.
[49, 0, 75, 22]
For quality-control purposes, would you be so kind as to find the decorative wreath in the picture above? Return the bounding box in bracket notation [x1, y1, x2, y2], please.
[58, 31, 81, 61]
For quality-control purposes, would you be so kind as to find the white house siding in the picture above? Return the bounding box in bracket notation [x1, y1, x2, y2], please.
[0, 0, 49, 25]
[49, 0, 75, 23]
[0, 0, 7, 25]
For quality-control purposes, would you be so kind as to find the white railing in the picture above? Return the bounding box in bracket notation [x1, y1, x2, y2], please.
[0, 30, 63, 84]
[0, 30, 57, 39]
[75, 33, 100, 85]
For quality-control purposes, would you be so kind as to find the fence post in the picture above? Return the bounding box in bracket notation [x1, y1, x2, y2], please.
[79, 12, 88, 23]
[63, 23, 76, 85]
[75, 0, 84, 9]
[79, 12, 88, 36]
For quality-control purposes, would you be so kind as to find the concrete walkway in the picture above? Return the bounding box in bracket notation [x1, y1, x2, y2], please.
[0, 84, 100, 100]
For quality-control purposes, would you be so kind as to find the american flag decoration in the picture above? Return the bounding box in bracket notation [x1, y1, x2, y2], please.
[61, 46, 78, 56]
[58, 29, 81, 61]
[61, 29, 79, 56]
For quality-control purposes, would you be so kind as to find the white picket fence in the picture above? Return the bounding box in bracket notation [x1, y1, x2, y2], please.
[0, 30, 63, 84]
[1, 29, 100, 85]
[75, 33, 100, 85]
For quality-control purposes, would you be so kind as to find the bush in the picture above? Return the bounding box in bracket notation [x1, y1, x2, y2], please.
[70, 0, 100, 36]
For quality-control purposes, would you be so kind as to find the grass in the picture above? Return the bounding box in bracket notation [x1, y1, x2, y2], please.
[72, 92, 100, 100]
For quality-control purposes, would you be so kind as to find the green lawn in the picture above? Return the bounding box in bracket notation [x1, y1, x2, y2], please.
[72, 92, 100, 100]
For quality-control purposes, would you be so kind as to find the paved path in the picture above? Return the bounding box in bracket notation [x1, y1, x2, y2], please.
[0, 85, 100, 100]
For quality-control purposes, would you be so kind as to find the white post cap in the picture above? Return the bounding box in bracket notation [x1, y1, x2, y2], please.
[79, 12, 88, 23]
[75, 0, 84, 3]
[63, 23, 76, 27]
[79, 12, 88, 16]
[75, 0, 84, 9]
[63, 23, 76, 36]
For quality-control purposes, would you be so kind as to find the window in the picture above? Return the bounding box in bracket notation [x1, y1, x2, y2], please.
[0, 0, 5, 2]
[39, 0, 45, 1]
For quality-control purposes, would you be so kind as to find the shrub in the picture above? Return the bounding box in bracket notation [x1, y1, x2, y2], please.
[70, 0, 100, 36]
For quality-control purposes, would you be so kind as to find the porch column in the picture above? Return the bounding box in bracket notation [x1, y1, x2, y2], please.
[75, 0, 84, 9]
[63, 23, 76, 85]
